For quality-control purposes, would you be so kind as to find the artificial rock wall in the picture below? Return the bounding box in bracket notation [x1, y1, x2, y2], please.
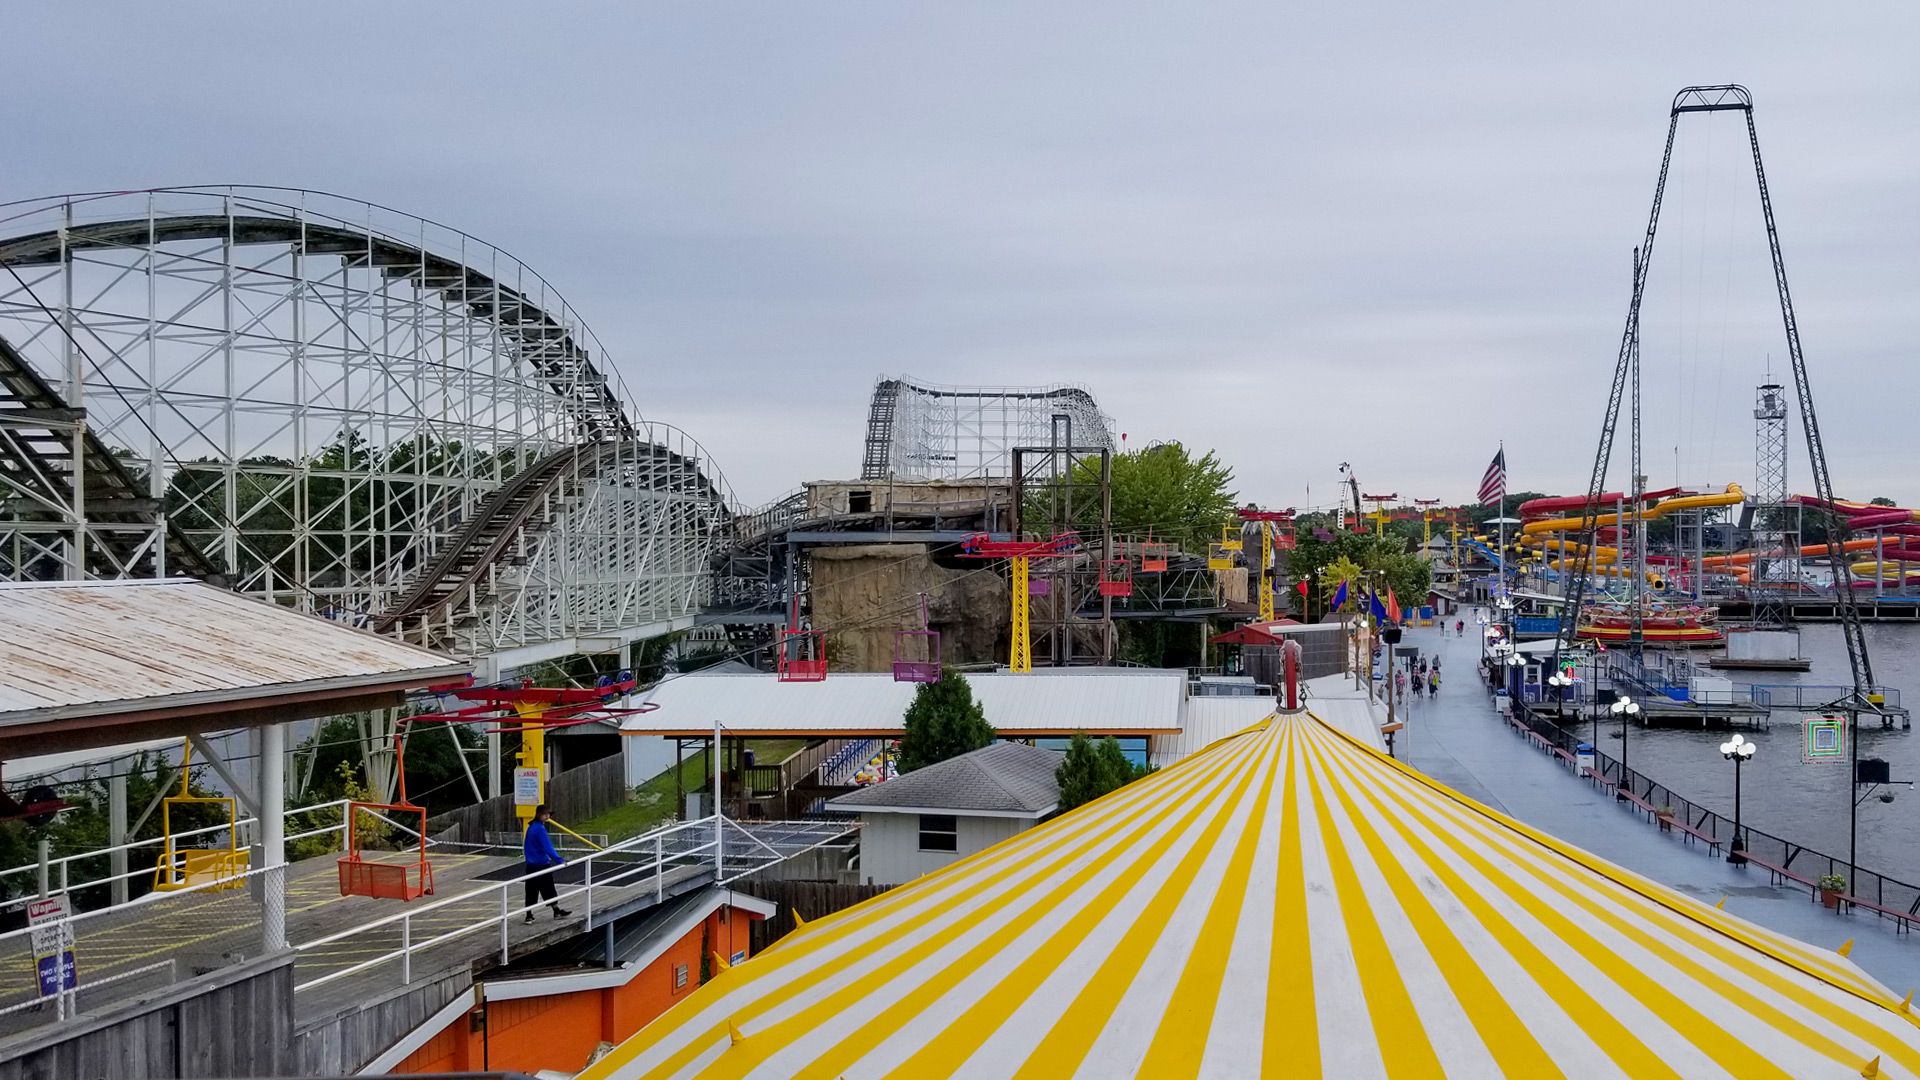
[808, 544, 1007, 672]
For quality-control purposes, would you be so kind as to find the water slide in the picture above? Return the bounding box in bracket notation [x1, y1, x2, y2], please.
[1519, 484, 1745, 538]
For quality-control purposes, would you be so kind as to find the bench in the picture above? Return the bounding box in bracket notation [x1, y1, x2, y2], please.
[1841, 893, 1918, 934]
[1617, 785, 1658, 818]
[1550, 745, 1577, 767]
[1669, 817, 1723, 854]
[1740, 851, 1819, 897]
[1580, 766, 1617, 792]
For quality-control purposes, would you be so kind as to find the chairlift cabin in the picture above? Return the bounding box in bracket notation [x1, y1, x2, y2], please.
[152, 740, 249, 892]
[337, 722, 435, 901]
[1139, 540, 1168, 574]
[1207, 543, 1236, 571]
[1099, 558, 1134, 597]
[778, 626, 828, 681]
[1218, 523, 1244, 552]
[893, 596, 942, 682]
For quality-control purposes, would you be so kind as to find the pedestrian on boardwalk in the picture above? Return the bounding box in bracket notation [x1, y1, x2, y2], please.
[1430, 668, 1441, 693]
[523, 804, 572, 923]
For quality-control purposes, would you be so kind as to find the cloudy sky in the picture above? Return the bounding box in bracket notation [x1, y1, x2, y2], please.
[6, 3, 1917, 508]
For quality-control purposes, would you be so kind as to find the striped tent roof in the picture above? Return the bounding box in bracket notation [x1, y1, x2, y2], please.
[582, 710, 1920, 1079]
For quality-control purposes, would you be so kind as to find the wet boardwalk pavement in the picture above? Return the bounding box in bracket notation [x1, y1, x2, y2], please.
[1387, 619, 1920, 994]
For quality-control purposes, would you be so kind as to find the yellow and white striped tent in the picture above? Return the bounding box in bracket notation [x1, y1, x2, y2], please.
[582, 710, 1920, 1078]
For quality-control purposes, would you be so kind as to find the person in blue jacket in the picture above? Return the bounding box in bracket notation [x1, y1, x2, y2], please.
[523, 804, 571, 923]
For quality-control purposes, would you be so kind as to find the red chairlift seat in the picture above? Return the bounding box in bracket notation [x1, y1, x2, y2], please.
[893, 596, 942, 682]
[1099, 559, 1134, 597]
[778, 627, 828, 681]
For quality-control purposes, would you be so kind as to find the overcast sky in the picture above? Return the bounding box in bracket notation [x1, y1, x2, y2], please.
[6, 3, 1917, 508]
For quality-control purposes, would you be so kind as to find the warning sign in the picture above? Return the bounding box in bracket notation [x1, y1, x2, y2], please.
[26, 895, 76, 997]
[513, 766, 543, 806]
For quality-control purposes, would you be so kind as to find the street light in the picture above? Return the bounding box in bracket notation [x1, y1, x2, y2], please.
[1610, 695, 1642, 796]
[1720, 733, 1756, 864]
[1505, 652, 1525, 707]
[1547, 671, 1574, 723]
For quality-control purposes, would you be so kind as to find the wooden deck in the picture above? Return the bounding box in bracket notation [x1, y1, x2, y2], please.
[0, 845, 717, 1028]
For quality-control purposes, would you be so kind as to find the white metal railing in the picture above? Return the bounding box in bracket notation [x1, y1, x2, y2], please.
[291, 815, 857, 993]
[0, 798, 352, 911]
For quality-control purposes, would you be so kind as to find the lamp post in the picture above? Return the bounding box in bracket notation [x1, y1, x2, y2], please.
[1505, 652, 1525, 713]
[1547, 671, 1574, 724]
[1609, 696, 1641, 797]
[1720, 733, 1756, 864]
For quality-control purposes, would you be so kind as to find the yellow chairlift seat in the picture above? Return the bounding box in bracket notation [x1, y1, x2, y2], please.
[152, 741, 249, 892]
[1207, 543, 1236, 571]
[1218, 523, 1244, 552]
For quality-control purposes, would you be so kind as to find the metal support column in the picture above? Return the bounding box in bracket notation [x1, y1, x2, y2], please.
[109, 758, 128, 906]
[261, 721, 286, 952]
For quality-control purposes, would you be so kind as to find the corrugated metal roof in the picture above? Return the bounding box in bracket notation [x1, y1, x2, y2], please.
[582, 710, 1919, 1080]
[0, 579, 466, 724]
[828, 743, 1063, 816]
[619, 671, 1185, 736]
[1150, 675, 1386, 768]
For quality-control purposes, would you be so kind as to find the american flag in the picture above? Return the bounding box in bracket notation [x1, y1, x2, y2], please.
[1478, 448, 1506, 506]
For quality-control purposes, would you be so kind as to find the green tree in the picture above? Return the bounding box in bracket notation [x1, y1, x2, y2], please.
[1289, 530, 1430, 620]
[897, 670, 995, 772]
[1871, 496, 1898, 507]
[1040, 442, 1237, 554]
[1055, 731, 1154, 812]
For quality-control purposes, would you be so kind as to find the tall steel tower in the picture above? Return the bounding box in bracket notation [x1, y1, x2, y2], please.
[1750, 381, 1793, 627]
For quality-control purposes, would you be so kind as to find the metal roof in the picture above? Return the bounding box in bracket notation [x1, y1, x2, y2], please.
[583, 709, 1920, 1080]
[619, 671, 1185, 737]
[828, 742, 1063, 817]
[1150, 675, 1387, 768]
[0, 579, 467, 753]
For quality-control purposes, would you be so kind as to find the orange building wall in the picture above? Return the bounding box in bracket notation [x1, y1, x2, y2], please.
[398, 904, 759, 1074]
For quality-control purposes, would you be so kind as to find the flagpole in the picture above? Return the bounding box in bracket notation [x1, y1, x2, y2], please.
[1495, 441, 1506, 607]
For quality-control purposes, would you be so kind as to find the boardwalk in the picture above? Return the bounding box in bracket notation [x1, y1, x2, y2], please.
[1395, 619, 1920, 992]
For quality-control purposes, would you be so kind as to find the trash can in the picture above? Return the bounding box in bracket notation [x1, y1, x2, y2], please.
[1575, 742, 1596, 773]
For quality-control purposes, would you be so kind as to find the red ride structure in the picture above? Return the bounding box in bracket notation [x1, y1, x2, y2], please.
[958, 532, 1081, 673]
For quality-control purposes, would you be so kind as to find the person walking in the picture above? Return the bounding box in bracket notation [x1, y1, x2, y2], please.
[1430, 668, 1441, 694]
[523, 804, 571, 923]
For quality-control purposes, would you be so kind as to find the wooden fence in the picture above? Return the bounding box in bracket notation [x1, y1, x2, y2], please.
[425, 751, 630, 846]
[738, 879, 893, 952]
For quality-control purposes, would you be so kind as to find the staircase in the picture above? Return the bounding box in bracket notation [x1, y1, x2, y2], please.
[0, 334, 219, 580]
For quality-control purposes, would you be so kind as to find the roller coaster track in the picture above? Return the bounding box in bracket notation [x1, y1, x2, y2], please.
[0, 333, 219, 579]
[372, 442, 621, 634]
[0, 215, 633, 442]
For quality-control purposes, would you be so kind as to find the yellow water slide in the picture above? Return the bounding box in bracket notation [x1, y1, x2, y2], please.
[1519, 483, 1746, 538]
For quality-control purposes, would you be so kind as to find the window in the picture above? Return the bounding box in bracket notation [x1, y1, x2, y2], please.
[918, 814, 958, 852]
[848, 490, 873, 513]
[673, 963, 688, 990]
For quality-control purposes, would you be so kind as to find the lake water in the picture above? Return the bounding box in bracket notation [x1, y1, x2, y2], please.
[1596, 623, 1920, 884]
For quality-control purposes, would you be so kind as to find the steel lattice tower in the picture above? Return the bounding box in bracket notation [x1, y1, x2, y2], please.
[1750, 381, 1793, 627]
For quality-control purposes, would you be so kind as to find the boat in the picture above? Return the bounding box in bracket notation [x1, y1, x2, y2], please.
[1576, 599, 1724, 646]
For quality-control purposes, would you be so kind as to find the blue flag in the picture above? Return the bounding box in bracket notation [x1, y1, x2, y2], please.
[1370, 590, 1388, 622]
[1331, 580, 1348, 611]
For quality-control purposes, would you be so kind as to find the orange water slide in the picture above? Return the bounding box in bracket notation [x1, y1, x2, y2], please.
[1699, 537, 1879, 569]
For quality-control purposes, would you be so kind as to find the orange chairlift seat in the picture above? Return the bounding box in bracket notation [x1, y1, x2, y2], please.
[1099, 558, 1134, 597]
[1139, 532, 1169, 574]
[893, 595, 942, 682]
[338, 722, 435, 901]
[153, 740, 249, 891]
